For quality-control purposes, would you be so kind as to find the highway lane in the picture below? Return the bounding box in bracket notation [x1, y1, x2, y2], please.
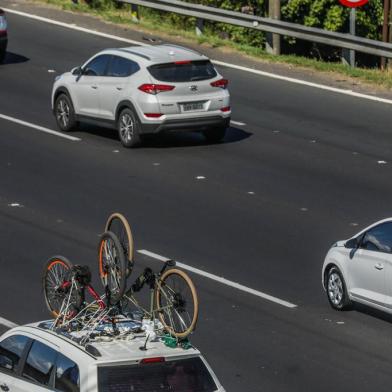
[4, 120, 392, 392]
[2, 9, 392, 391]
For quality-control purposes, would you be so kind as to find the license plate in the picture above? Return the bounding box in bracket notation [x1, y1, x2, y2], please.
[182, 102, 204, 112]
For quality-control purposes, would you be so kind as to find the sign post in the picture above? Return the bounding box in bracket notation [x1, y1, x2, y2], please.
[339, 0, 369, 67]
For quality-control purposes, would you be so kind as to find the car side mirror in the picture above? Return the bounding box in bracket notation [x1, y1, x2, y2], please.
[71, 66, 82, 76]
[345, 238, 359, 249]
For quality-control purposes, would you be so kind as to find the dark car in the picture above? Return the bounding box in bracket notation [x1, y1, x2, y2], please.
[0, 9, 7, 63]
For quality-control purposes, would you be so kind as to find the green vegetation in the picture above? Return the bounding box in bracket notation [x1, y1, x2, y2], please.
[37, 0, 392, 88]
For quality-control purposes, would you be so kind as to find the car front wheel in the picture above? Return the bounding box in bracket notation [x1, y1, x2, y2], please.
[326, 267, 352, 310]
[54, 94, 78, 132]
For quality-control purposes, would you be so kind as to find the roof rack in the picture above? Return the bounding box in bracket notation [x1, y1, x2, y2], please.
[118, 48, 151, 60]
[159, 43, 204, 57]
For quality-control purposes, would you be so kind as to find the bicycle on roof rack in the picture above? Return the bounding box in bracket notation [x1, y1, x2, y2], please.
[42, 213, 198, 341]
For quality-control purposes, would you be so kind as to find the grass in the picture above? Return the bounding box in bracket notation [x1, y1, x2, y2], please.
[35, 0, 392, 89]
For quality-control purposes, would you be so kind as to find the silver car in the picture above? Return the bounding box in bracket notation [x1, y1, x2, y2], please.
[51, 44, 231, 147]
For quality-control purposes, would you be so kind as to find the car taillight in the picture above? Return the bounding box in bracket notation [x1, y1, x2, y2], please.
[141, 357, 165, 364]
[220, 106, 231, 112]
[138, 84, 175, 95]
[211, 79, 228, 89]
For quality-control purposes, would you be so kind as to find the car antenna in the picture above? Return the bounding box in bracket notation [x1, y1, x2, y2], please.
[139, 333, 150, 351]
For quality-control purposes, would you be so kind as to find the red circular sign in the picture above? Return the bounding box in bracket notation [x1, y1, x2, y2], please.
[339, 0, 368, 7]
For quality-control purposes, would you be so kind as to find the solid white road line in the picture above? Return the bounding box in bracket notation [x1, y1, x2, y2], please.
[138, 249, 297, 309]
[2, 8, 147, 46]
[0, 113, 81, 141]
[230, 120, 246, 126]
[5, 8, 392, 106]
[0, 316, 18, 329]
[213, 59, 392, 106]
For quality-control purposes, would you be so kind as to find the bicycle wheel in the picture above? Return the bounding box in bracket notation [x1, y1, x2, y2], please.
[105, 212, 134, 277]
[98, 231, 127, 306]
[155, 268, 199, 339]
[42, 256, 81, 318]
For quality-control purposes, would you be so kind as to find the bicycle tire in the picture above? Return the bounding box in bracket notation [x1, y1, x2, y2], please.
[98, 231, 127, 306]
[42, 256, 82, 318]
[105, 212, 134, 277]
[155, 268, 199, 339]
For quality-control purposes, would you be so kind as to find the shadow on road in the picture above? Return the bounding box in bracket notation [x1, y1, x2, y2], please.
[80, 124, 252, 149]
[1, 52, 30, 65]
[353, 302, 392, 324]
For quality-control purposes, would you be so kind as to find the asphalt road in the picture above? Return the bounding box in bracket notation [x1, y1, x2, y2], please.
[2, 9, 392, 392]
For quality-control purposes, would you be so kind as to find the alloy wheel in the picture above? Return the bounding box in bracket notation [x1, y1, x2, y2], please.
[120, 113, 134, 142]
[328, 272, 343, 306]
[57, 99, 70, 128]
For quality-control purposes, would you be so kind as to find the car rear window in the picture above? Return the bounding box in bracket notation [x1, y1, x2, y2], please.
[98, 357, 218, 392]
[148, 60, 217, 82]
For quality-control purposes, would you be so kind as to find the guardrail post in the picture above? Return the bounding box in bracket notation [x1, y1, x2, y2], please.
[196, 18, 204, 36]
[266, 0, 281, 55]
[342, 8, 356, 67]
[131, 4, 139, 22]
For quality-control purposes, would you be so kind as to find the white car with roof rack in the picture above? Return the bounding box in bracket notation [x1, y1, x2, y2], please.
[0, 318, 225, 391]
[51, 44, 231, 147]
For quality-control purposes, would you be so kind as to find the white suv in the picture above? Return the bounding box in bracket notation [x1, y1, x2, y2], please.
[0, 320, 225, 391]
[51, 45, 231, 147]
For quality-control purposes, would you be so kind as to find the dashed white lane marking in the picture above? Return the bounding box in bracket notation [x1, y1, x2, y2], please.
[230, 120, 246, 126]
[8, 203, 23, 208]
[4, 8, 392, 106]
[0, 316, 18, 329]
[138, 249, 298, 309]
[0, 113, 81, 141]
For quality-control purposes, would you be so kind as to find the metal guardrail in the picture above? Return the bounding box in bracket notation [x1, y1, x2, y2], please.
[120, 0, 392, 59]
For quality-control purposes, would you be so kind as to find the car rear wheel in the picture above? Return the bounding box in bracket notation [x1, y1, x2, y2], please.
[118, 108, 141, 148]
[0, 49, 5, 64]
[55, 94, 78, 132]
[203, 127, 226, 143]
[326, 267, 352, 310]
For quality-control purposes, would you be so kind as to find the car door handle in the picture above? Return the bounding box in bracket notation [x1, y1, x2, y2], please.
[374, 263, 384, 270]
[0, 383, 10, 391]
[91, 85, 98, 89]
[116, 87, 123, 91]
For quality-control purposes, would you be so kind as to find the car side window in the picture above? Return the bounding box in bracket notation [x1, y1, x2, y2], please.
[55, 353, 80, 392]
[107, 56, 140, 77]
[83, 54, 111, 77]
[361, 222, 392, 253]
[0, 335, 30, 373]
[22, 340, 57, 386]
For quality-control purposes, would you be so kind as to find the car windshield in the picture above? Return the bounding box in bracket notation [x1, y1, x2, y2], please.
[148, 60, 217, 83]
[98, 357, 217, 392]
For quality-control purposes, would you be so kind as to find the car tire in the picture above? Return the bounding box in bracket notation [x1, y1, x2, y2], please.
[0, 50, 5, 64]
[203, 127, 226, 143]
[117, 108, 141, 148]
[54, 93, 78, 132]
[326, 266, 352, 310]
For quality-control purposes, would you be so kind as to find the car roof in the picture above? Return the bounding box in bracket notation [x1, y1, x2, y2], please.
[101, 44, 208, 64]
[5, 321, 200, 363]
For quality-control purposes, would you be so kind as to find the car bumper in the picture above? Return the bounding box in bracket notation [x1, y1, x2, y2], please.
[139, 115, 231, 135]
